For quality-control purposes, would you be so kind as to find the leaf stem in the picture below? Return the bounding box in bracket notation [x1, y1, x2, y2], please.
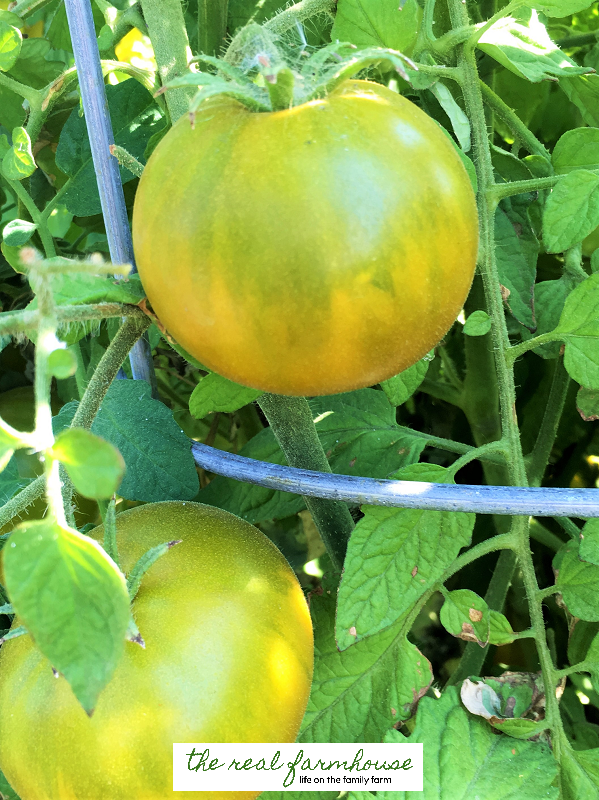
[506, 333, 560, 364]
[478, 80, 550, 160]
[257, 394, 354, 571]
[263, 0, 336, 36]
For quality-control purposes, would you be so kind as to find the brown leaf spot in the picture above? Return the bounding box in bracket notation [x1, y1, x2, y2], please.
[349, 626, 357, 637]
[469, 607, 483, 623]
[459, 622, 479, 643]
[500, 284, 511, 302]
[349, 457, 357, 468]
[391, 707, 397, 717]
[411, 566, 418, 578]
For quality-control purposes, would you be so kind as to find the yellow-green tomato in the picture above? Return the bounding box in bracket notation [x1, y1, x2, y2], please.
[0, 501, 314, 800]
[133, 79, 479, 397]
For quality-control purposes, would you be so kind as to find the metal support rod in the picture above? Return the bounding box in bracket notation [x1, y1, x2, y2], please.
[191, 441, 599, 517]
[63, 0, 156, 392]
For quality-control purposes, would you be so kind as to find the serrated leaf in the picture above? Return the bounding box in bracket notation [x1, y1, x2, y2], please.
[463, 310, 492, 336]
[521, 278, 569, 359]
[556, 541, 599, 621]
[51, 429, 125, 500]
[53, 380, 199, 502]
[299, 593, 432, 743]
[577, 386, 599, 421]
[330, 0, 421, 55]
[543, 170, 599, 253]
[440, 589, 490, 645]
[495, 206, 537, 328]
[553, 128, 599, 175]
[381, 354, 431, 406]
[1, 126, 35, 182]
[489, 610, 517, 645]
[580, 519, 599, 566]
[478, 10, 589, 82]
[0, 21, 22, 73]
[56, 79, 163, 216]
[556, 273, 599, 388]
[199, 389, 426, 523]
[384, 687, 558, 799]
[429, 82, 471, 152]
[189, 372, 262, 419]
[2, 218, 37, 246]
[2, 518, 130, 714]
[561, 744, 599, 800]
[561, 74, 599, 128]
[27, 273, 144, 308]
[335, 464, 475, 651]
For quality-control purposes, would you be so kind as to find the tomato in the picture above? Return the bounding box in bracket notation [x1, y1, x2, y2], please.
[133, 79, 478, 396]
[0, 502, 313, 799]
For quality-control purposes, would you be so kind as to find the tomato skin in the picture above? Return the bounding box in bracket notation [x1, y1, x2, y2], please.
[0, 502, 313, 800]
[133, 79, 478, 396]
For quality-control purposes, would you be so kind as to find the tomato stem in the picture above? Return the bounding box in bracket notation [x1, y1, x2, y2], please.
[257, 394, 354, 571]
[139, 0, 193, 123]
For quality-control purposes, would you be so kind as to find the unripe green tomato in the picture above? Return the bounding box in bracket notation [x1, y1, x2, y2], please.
[133, 79, 478, 396]
[0, 501, 314, 800]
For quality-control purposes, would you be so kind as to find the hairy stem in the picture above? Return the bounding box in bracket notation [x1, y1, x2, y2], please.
[140, 0, 192, 123]
[257, 394, 354, 571]
[527, 357, 570, 487]
[198, 0, 228, 55]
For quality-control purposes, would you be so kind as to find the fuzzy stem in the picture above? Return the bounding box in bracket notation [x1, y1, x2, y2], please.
[527, 357, 570, 487]
[257, 394, 354, 571]
[263, 0, 336, 36]
[479, 81, 550, 160]
[140, 0, 192, 123]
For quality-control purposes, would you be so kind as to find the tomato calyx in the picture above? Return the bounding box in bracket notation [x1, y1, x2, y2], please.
[158, 24, 418, 115]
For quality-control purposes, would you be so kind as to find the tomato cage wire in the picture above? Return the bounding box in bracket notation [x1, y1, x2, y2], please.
[64, 0, 599, 519]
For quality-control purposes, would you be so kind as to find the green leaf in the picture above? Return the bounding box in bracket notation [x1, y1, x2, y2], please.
[577, 386, 599, 421]
[48, 348, 77, 380]
[53, 380, 199, 503]
[521, 278, 569, 359]
[489, 609, 517, 645]
[429, 82, 471, 152]
[585, 630, 599, 690]
[56, 79, 164, 216]
[495, 206, 537, 328]
[543, 170, 599, 253]
[189, 372, 262, 419]
[0, 454, 29, 505]
[477, 10, 589, 82]
[200, 389, 426, 523]
[440, 589, 490, 645]
[561, 75, 599, 129]
[51, 429, 125, 500]
[2, 518, 130, 714]
[463, 310, 492, 336]
[330, 0, 422, 55]
[126, 539, 181, 600]
[1, 126, 35, 181]
[381, 354, 431, 406]
[299, 592, 432, 742]
[7, 38, 63, 89]
[556, 541, 599, 621]
[385, 687, 558, 799]
[561, 743, 599, 800]
[580, 519, 599, 566]
[2, 218, 37, 246]
[335, 464, 475, 650]
[556, 273, 599, 388]
[526, 0, 596, 16]
[0, 21, 22, 73]
[553, 128, 599, 175]
[27, 273, 144, 308]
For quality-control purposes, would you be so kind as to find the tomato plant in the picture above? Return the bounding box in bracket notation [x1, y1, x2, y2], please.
[133, 79, 478, 397]
[0, 501, 313, 799]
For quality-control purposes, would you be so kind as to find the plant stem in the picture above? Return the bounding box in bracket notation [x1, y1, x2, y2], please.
[554, 517, 581, 540]
[527, 357, 570, 486]
[465, 0, 524, 49]
[140, 0, 192, 123]
[264, 0, 336, 36]
[507, 333, 560, 363]
[557, 31, 599, 49]
[198, 0, 228, 56]
[555, 660, 597, 680]
[0, 303, 145, 338]
[479, 81, 550, 160]
[489, 174, 561, 200]
[0, 476, 45, 531]
[5, 179, 55, 258]
[257, 394, 354, 571]
[446, 0, 564, 751]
